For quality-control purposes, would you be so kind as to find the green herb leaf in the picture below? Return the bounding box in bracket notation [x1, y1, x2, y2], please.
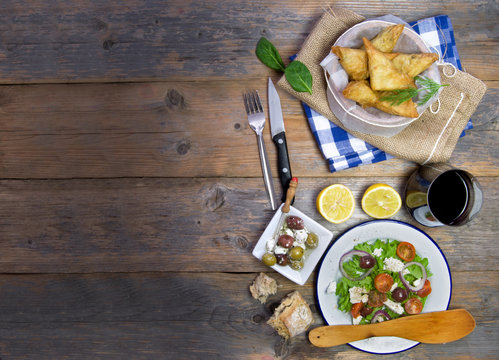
[415, 76, 449, 106]
[379, 76, 448, 106]
[285, 60, 313, 94]
[255, 37, 285, 72]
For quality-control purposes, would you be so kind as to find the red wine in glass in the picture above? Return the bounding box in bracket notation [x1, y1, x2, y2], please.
[405, 164, 482, 227]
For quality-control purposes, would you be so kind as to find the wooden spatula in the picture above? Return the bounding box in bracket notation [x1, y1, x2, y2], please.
[309, 309, 475, 347]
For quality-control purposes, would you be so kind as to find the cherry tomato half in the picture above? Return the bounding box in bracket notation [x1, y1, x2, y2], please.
[368, 290, 387, 308]
[351, 302, 364, 318]
[374, 273, 394, 293]
[405, 298, 423, 314]
[397, 242, 416, 262]
[416, 279, 432, 298]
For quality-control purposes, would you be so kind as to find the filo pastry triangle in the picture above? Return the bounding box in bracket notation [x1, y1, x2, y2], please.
[343, 80, 419, 118]
[363, 37, 416, 91]
[360, 24, 404, 52]
[332, 46, 398, 80]
[391, 52, 439, 77]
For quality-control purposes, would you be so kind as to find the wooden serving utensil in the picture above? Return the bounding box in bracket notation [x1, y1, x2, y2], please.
[309, 309, 475, 347]
[282, 177, 298, 213]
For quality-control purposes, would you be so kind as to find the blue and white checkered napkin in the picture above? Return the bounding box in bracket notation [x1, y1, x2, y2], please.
[303, 15, 472, 172]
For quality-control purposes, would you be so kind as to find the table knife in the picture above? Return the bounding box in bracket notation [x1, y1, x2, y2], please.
[268, 78, 293, 204]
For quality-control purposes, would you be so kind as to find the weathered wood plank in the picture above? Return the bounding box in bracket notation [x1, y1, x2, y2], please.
[0, 81, 496, 179]
[0, 0, 495, 84]
[0, 177, 495, 273]
[0, 272, 494, 359]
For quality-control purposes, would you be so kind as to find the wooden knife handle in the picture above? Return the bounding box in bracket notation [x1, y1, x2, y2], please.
[282, 178, 298, 213]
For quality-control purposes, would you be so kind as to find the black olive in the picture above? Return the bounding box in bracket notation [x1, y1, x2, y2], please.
[359, 255, 375, 269]
[286, 216, 304, 230]
[392, 287, 408, 302]
[277, 235, 294, 248]
[360, 306, 374, 317]
[276, 254, 289, 266]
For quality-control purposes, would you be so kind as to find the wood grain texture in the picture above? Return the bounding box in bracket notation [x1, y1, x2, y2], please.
[0, 177, 495, 273]
[0, 0, 495, 358]
[0, 80, 496, 179]
[0, 0, 495, 83]
[0, 272, 494, 359]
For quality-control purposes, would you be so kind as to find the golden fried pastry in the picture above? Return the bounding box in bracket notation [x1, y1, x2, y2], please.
[331, 46, 369, 80]
[363, 37, 415, 91]
[343, 80, 419, 118]
[343, 80, 378, 108]
[391, 53, 439, 77]
[363, 24, 405, 52]
[375, 91, 419, 118]
[332, 46, 398, 80]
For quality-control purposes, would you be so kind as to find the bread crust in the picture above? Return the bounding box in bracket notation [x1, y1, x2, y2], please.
[249, 273, 277, 303]
[267, 291, 313, 339]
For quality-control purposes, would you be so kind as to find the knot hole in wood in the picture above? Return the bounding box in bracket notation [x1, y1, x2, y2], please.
[165, 89, 185, 109]
[205, 184, 227, 211]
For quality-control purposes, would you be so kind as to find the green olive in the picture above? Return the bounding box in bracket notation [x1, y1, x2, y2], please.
[289, 246, 304, 260]
[290, 258, 304, 270]
[262, 252, 277, 266]
[306, 233, 319, 249]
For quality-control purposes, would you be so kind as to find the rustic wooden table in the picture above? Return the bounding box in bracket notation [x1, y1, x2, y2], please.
[0, 1, 496, 359]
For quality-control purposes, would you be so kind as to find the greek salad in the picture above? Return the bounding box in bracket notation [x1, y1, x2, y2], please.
[334, 239, 433, 325]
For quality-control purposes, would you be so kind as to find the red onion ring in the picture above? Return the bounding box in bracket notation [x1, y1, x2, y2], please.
[339, 250, 374, 281]
[399, 261, 427, 292]
[371, 310, 391, 323]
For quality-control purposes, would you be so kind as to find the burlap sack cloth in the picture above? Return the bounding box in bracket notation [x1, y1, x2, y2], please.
[277, 8, 487, 164]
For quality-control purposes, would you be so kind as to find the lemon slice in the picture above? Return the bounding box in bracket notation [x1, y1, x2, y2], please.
[405, 191, 427, 208]
[361, 184, 402, 219]
[316, 184, 355, 224]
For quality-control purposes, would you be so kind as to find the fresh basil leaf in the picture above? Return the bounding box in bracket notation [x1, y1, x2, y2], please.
[284, 60, 313, 94]
[255, 37, 285, 72]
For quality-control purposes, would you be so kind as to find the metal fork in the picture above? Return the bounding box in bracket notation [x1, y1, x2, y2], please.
[243, 90, 277, 210]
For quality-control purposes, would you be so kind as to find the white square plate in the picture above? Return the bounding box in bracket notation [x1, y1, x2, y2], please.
[252, 204, 334, 285]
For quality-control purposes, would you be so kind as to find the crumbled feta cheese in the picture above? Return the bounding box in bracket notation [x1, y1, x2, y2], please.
[403, 268, 410, 276]
[266, 238, 276, 252]
[293, 229, 308, 243]
[383, 257, 405, 272]
[296, 242, 306, 250]
[349, 286, 368, 304]
[390, 283, 398, 292]
[352, 315, 363, 325]
[383, 299, 404, 315]
[372, 248, 383, 257]
[280, 228, 294, 237]
[413, 278, 423, 288]
[274, 245, 288, 255]
[326, 281, 336, 294]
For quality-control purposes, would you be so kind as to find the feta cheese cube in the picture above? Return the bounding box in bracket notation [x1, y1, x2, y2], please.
[352, 315, 363, 325]
[349, 286, 368, 304]
[383, 257, 405, 272]
[383, 299, 404, 315]
[274, 246, 288, 255]
[372, 248, 383, 257]
[326, 281, 337, 294]
[266, 238, 276, 252]
[293, 229, 308, 243]
[413, 278, 423, 288]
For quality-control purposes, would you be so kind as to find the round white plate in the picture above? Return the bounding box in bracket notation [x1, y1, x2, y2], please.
[316, 220, 452, 354]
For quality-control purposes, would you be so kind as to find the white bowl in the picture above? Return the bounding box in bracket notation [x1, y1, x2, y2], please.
[321, 20, 442, 137]
[252, 204, 334, 285]
[316, 220, 452, 354]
